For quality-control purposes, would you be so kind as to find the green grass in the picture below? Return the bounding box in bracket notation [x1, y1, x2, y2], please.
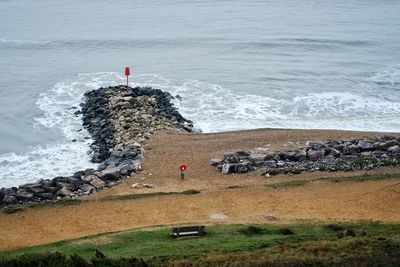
[225, 185, 243, 189]
[101, 189, 200, 202]
[1, 222, 400, 266]
[2, 190, 200, 215]
[1, 207, 22, 214]
[267, 180, 309, 189]
[2, 199, 83, 215]
[266, 173, 400, 189]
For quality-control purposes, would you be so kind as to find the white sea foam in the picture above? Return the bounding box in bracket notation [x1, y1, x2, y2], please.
[0, 72, 124, 188]
[131, 72, 400, 133]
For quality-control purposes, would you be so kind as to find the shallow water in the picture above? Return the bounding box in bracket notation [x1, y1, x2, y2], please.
[0, 0, 399, 187]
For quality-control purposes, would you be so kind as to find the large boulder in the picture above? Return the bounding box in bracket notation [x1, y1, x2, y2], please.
[222, 163, 235, 174]
[295, 149, 307, 161]
[80, 184, 96, 194]
[56, 187, 72, 197]
[249, 154, 267, 163]
[99, 167, 120, 181]
[1, 188, 16, 197]
[358, 140, 374, 151]
[264, 160, 277, 168]
[90, 177, 106, 189]
[15, 189, 34, 201]
[388, 145, 400, 154]
[306, 141, 323, 150]
[279, 151, 297, 161]
[83, 175, 98, 182]
[307, 150, 325, 161]
[2, 195, 17, 205]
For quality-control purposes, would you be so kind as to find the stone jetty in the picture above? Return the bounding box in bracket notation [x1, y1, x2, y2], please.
[0, 85, 193, 207]
[210, 136, 400, 175]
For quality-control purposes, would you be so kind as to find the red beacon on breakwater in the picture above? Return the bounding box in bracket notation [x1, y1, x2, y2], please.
[125, 67, 131, 93]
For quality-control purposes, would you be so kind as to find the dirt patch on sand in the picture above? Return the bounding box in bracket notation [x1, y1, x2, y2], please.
[1, 129, 399, 251]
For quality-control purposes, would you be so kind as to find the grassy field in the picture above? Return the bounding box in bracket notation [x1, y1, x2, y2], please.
[1, 222, 400, 266]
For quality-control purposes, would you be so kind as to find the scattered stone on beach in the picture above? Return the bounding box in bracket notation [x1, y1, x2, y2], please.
[131, 183, 141, 189]
[1, 85, 193, 207]
[143, 183, 157, 189]
[210, 213, 228, 220]
[211, 136, 400, 175]
[131, 183, 157, 189]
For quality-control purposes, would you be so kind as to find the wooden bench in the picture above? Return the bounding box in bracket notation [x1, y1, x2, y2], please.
[170, 226, 205, 238]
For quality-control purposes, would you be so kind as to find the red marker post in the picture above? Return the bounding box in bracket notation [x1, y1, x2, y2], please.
[124, 67, 131, 93]
[179, 163, 188, 180]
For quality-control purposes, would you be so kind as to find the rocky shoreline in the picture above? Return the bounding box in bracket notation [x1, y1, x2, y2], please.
[0, 86, 193, 207]
[210, 136, 400, 176]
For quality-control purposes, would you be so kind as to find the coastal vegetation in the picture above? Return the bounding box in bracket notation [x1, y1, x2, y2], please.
[1, 223, 399, 266]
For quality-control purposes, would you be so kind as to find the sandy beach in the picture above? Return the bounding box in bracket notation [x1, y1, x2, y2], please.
[1, 128, 399, 251]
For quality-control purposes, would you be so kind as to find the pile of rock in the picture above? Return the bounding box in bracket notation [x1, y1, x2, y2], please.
[81, 85, 193, 162]
[1, 86, 193, 207]
[210, 136, 400, 175]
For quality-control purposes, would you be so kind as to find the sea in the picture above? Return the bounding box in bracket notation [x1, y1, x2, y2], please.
[0, 0, 400, 187]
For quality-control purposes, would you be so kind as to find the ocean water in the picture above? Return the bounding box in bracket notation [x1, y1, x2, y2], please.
[0, 0, 400, 187]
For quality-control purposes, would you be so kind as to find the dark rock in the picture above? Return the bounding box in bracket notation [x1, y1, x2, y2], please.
[209, 159, 223, 166]
[56, 187, 72, 197]
[73, 171, 86, 179]
[216, 164, 223, 172]
[264, 160, 277, 168]
[211, 136, 400, 176]
[326, 147, 341, 157]
[279, 151, 297, 161]
[29, 187, 45, 195]
[99, 167, 121, 181]
[2, 195, 17, 205]
[306, 141, 323, 150]
[83, 175, 98, 182]
[388, 145, 400, 154]
[223, 152, 239, 163]
[307, 150, 325, 161]
[2, 187, 16, 197]
[372, 150, 387, 158]
[58, 182, 75, 191]
[358, 140, 374, 151]
[15, 189, 34, 201]
[276, 161, 286, 168]
[234, 162, 249, 173]
[42, 186, 59, 194]
[100, 173, 120, 181]
[80, 184, 96, 194]
[249, 154, 267, 163]
[90, 177, 105, 189]
[343, 144, 360, 155]
[38, 193, 55, 200]
[295, 149, 307, 161]
[222, 163, 235, 174]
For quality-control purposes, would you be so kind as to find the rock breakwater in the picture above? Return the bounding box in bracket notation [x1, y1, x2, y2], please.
[210, 136, 400, 175]
[1, 85, 193, 207]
